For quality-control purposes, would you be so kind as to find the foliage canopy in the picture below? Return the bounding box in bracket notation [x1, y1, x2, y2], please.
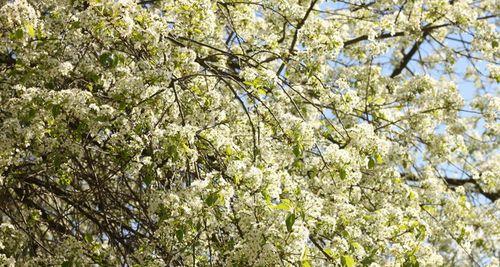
[0, 0, 498, 266]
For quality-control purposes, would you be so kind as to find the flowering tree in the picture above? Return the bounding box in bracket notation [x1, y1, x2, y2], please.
[0, 0, 498, 266]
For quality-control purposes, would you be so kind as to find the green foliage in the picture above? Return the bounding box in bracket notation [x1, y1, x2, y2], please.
[285, 213, 296, 233]
[0, 0, 497, 266]
[341, 255, 356, 267]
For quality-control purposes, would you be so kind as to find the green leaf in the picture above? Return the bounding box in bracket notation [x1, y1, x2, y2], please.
[375, 153, 383, 164]
[13, 28, 24, 39]
[157, 206, 169, 222]
[416, 224, 426, 241]
[293, 143, 303, 157]
[341, 255, 356, 267]
[361, 248, 378, 265]
[350, 242, 362, 250]
[307, 167, 318, 179]
[339, 168, 347, 180]
[457, 227, 466, 244]
[84, 233, 93, 243]
[492, 39, 498, 48]
[225, 145, 233, 156]
[205, 192, 219, 206]
[167, 145, 179, 161]
[256, 88, 267, 96]
[99, 52, 118, 68]
[301, 246, 311, 267]
[175, 228, 184, 242]
[20, 108, 37, 126]
[243, 77, 263, 88]
[285, 213, 295, 232]
[51, 104, 62, 117]
[262, 190, 271, 205]
[403, 254, 419, 267]
[58, 174, 72, 186]
[25, 23, 35, 38]
[86, 71, 100, 83]
[273, 199, 292, 211]
[143, 173, 153, 186]
[368, 156, 375, 169]
[293, 159, 304, 170]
